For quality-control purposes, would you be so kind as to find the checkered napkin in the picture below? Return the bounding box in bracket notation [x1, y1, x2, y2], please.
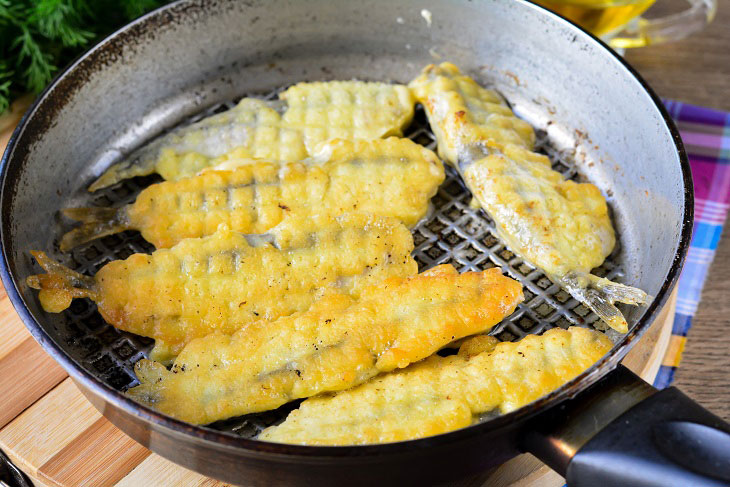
[654, 101, 730, 388]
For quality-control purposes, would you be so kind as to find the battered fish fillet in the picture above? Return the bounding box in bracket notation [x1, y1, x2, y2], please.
[408, 63, 535, 163]
[259, 327, 612, 445]
[89, 82, 415, 190]
[409, 63, 648, 333]
[27, 213, 417, 362]
[60, 138, 444, 250]
[127, 264, 523, 424]
[279, 81, 415, 153]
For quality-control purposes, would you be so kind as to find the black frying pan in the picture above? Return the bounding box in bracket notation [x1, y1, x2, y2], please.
[1, 0, 728, 485]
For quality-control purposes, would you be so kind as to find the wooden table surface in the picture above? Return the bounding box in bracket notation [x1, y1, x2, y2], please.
[625, 1, 730, 420]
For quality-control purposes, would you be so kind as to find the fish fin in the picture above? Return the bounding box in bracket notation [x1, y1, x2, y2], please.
[559, 272, 650, 334]
[26, 251, 97, 312]
[59, 207, 131, 252]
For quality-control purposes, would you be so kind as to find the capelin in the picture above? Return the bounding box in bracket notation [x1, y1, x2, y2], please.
[258, 327, 613, 445]
[26, 251, 98, 312]
[125, 264, 524, 424]
[75, 137, 444, 250]
[411, 62, 649, 334]
[59, 207, 131, 252]
[89, 81, 415, 190]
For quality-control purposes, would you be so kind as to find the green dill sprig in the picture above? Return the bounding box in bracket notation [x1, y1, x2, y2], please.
[0, 0, 168, 113]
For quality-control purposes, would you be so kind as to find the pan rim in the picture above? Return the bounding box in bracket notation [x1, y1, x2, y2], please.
[0, 0, 693, 458]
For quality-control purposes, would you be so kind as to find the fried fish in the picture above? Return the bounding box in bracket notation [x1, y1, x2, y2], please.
[409, 63, 648, 333]
[28, 213, 417, 361]
[60, 138, 444, 250]
[89, 82, 415, 191]
[409, 63, 535, 162]
[126, 264, 523, 424]
[279, 81, 415, 153]
[259, 326, 612, 445]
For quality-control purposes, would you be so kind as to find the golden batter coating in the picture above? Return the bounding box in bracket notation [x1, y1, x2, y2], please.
[259, 327, 612, 445]
[279, 81, 415, 154]
[463, 144, 615, 278]
[409, 63, 648, 333]
[456, 334, 500, 359]
[88, 99, 303, 191]
[90, 82, 415, 191]
[408, 62, 535, 164]
[127, 265, 523, 424]
[28, 213, 417, 361]
[60, 138, 444, 250]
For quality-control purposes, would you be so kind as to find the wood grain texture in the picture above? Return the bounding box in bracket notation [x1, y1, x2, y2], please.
[672, 225, 730, 421]
[0, 289, 32, 361]
[626, 3, 730, 421]
[0, 94, 31, 151]
[0, 336, 67, 429]
[116, 454, 232, 487]
[0, 379, 101, 477]
[38, 416, 150, 487]
[623, 290, 676, 378]
[625, 2, 730, 112]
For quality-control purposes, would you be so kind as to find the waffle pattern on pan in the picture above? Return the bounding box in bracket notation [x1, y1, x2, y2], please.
[49, 91, 625, 437]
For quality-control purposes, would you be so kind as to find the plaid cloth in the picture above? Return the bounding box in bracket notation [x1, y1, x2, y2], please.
[653, 101, 730, 388]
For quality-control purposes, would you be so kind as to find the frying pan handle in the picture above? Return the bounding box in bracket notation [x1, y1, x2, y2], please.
[523, 365, 730, 486]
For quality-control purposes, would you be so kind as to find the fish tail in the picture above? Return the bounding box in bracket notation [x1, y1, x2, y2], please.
[123, 347, 177, 410]
[88, 149, 159, 192]
[590, 276, 650, 306]
[125, 383, 156, 407]
[559, 272, 650, 334]
[26, 251, 97, 312]
[59, 207, 131, 252]
[126, 359, 170, 407]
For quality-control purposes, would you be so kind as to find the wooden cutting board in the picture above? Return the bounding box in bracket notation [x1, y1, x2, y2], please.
[0, 101, 677, 487]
